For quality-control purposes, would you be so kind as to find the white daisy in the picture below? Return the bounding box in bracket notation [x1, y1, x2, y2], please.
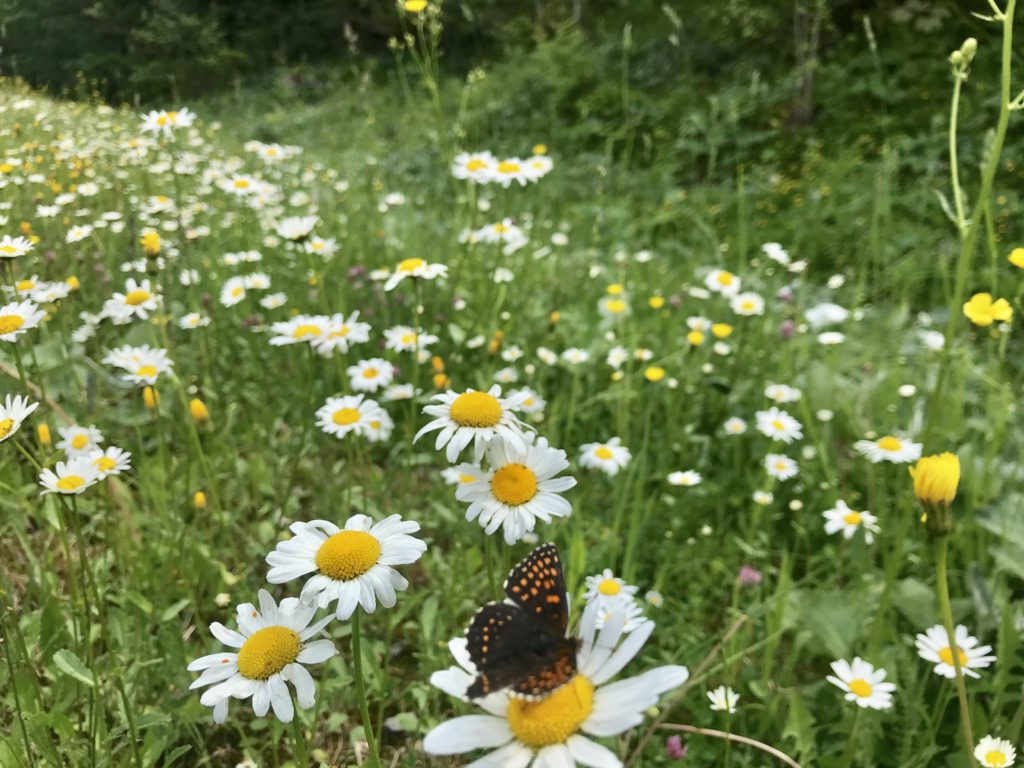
[818, 331, 846, 345]
[219, 277, 248, 307]
[730, 292, 765, 316]
[268, 315, 331, 346]
[275, 215, 318, 241]
[764, 453, 799, 481]
[103, 344, 174, 387]
[315, 395, 388, 441]
[764, 383, 802, 403]
[312, 311, 372, 357]
[39, 457, 101, 496]
[0, 395, 39, 443]
[707, 685, 740, 714]
[103, 278, 161, 323]
[259, 293, 287, 310]
[0, 300, 45, 342]
[178, 312, 210, 330]
[304, 237, 337, 258]
[853, 435, 922, 464]
[723, 417, 747, 435]
[90, 446, 132, 479]
[583, 569, 639, 604]
[455, 434, 576, 544]
[381, 383, 417, 402]
[187, 589, 337, 723]
[704, 269, 741, 297]
[451, 151, 496, 183]
[383, 257, 448, 291]
[423, 600, 689, 767]
[755, 407, 804, 444]
[761, 242, 791, 265]
[753, 490, 774, 505]
[266, 515, 426, 620]
[595, 596, 647, 633]
[347, 358, 394, 393]
[0, 235, 33, 258]
[383, 325, 439, 353]
[667, 470, 702, 487]
[415, 386, 531, 463]
[822, 500, 879, 543]
[490, 157, 532, 187]
[56, 425, 104, 457]
[915, 624, 996, 679]
[578, 437, 631, 476]
[976, 736, 1016, 768]
[509, 388, 546, 415]
[826, 657, 896, 709]
[65, 225, 93, 243]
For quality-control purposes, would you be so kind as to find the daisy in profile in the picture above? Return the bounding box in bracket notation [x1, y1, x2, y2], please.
[454, 434, 576, 544]
[178, 312, 210, 330]
[382, 383, 418, 402]
[384, 325, 439, 353]
[854, 434, 922, 464]
[187, 590, 336, 723]
[704, 269, 741, 297]
[268, 315, 330, 346]
[730, 292, 765, 316]
[0, 235, 33, 258]
[423, 600, 689, 766]
[383, 257, 448, 291]
[509, 388, 546, 417]
[416, 386, 531, 463]
[707, 685, 740, 714]
[314, 311, 372, 356]
[822, 500, 879, 543]
[764, 453, 799, 480]
[364, 410, 395, 443]
[668, 470, 702, 487]
[723, 417, 747, 435]
[39, 457, 100, 495]
[595, 595, 647, 633]
[765, 383, 802, 403]
[976, 736, 1015, 768]
[90, 446, 132, 479]
[316, 395, 388, 441]
[490, 157, 532, 187]
[347, 358, 394, 393]
[65, 225, 93, 244]
[826, 657, 895, 709]
[266, 514, 426, 620]
[0, 300, 45, 342]
[0, 395, 39, 443]
[56, 425, 104, 457]
[275, 215, 318, 241]
[579, 437, 631, 476]
[103, 344, 174, 387]
[915, 625, 996, 679]
[755, 407, 803, 443]
[304, 237, 337, 258]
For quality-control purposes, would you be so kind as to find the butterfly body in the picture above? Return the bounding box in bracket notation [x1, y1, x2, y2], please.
[465, 543, 579, 699]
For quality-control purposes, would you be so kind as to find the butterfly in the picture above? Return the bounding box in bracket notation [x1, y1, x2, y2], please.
[464, 543, 580, 699]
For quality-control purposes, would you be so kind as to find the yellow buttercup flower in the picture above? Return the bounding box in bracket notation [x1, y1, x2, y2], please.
[910, 452, 960, 536]
[404, 0, 427, 11]
[37, 423, 51, 447]
[190, 398, 210, 423]
[648, 296, 665, 309]
[687, 330, 705, 346]
[711, 323, 733, 339]
[193, 491, 207, 509]
[1009, 248, 1024, 268]
[644, 366, 665, 382]
[963, 292, 1013, 327]
[140, 231, 161, 256]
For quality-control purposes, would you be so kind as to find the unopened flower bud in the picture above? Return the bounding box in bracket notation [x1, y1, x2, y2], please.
[189, 398, 209, 423]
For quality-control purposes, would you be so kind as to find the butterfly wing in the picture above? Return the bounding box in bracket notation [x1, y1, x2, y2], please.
[464, 544, 578, 699]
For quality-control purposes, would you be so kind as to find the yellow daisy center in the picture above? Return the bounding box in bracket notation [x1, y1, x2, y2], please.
[466, 158, 488, 171]
[0, 245, 17, 255]
[136, 365, 158, 378]
[332, 407, 361, 426]
[0, 418, 15, 440]
[938, 646, 969, 667]
[497, 161, 520, 174]
[0, 314, 25, 334]
[56, 476, 85, 492]
[315, 530, 382, 580]
[774, 461, 788, 472]
[605, 299, 627, 314]
[848, 678, 872, 698]
[125, 289, 151, 306]
[236, 626, 300, 680]
[595, 446, 614, 460]
[400, 332, 416, 345]
[292, 324, 322, 339]
[490, 463, 538, 506]
[231, 286, 244, 297]
[507, 675, 594, 747]
[15, 279, 33, 291]
[233, 179, 250, 189]
[877, 436, 902, 452]
[449, 391, 502, 428]
[985, 750, 1008, 767]
[332, 325, 351, 338]
[398, 257, 425, 273]
[717, 272, 734, 286]
[771, 420, 785, 431]
[156, 115, 168, 126]
[459, 473, 476, 484]
[741, 301, 755, 311]
[95, 456, 117, 472]
[71, 434, 89, 450]
[361, 367, 379, 379]
[843, 511, 863, 526]
[598, 578, 621, 596]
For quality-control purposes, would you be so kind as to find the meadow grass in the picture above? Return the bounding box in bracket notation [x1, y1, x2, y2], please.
[1, 3, 1024, 768]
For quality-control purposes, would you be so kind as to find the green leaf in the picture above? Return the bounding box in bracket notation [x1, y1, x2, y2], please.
[160, 598, 191, 622]
[52, 649, 95, 687]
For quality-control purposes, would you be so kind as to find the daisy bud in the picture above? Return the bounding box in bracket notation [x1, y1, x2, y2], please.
[65, 276, 80, 290]
[189, 398, 210, 423]
[433, 373, 450, 389]
[909, 452, 960, 536]
[143, 386, 159, 410]
[687, 330, 704, 346]
[193, 490, 207, 509]
[431, 356, 445, 373]
[37, 423, 51, 447]
[549, 310, 560, 326]
[960, 37, 978, 65]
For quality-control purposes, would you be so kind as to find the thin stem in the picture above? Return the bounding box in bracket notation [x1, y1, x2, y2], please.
[948, 71, 967, 231]
[935, 535, 977, 767]
[351, 611, 382, 768]
[290, 696, 310, 768]
[653, 724, 801, 768]
[2, 609, 36, 768]
[838, 707, 862, 768]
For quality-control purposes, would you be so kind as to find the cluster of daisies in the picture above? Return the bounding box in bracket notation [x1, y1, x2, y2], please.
[20, 419, 133, 496]
[451, 147, 553, 187]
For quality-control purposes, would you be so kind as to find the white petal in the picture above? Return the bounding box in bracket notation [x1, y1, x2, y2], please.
[285, 663, 317, 709]
[588, 620, 654, 685]
[422, 715, 513, 755]
[465, 741, 534, 768]
[209, 622, 246, 648]
[566, 735, 622, 768]
[268, 675, 294, 722]
[534, 743, 575, 768]
[296, 639, 337, 665]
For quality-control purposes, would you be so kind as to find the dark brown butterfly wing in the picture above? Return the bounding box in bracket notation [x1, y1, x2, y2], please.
[503, 542, 570, 633]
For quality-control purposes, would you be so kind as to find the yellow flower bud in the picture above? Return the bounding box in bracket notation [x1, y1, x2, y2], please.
[533, 144, 548, 156]
[143, 386, 159, 410]
[648, 296, 665, 309]
[433, 373, 450, 389]
[687, 330, 705, 346]
[606, 283, 624, 296]
[193, 491, 207, 509]
[644, 366, 665, 382]
[189, 398, 210, 423]
[37, 423, 51, 447]
[711, 323, 734, 339]
[140, 231, 161, 256]
[65, 276, 80, 290]
[549, 310, 560, 325]
[910, 452, 960, 537]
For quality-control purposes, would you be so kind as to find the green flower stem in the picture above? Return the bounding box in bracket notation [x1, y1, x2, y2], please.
[934, 535, 977, 768]
[838, 706, 863, 768]
[290, 695, 310, 768]
[352, 611, 382, 768]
